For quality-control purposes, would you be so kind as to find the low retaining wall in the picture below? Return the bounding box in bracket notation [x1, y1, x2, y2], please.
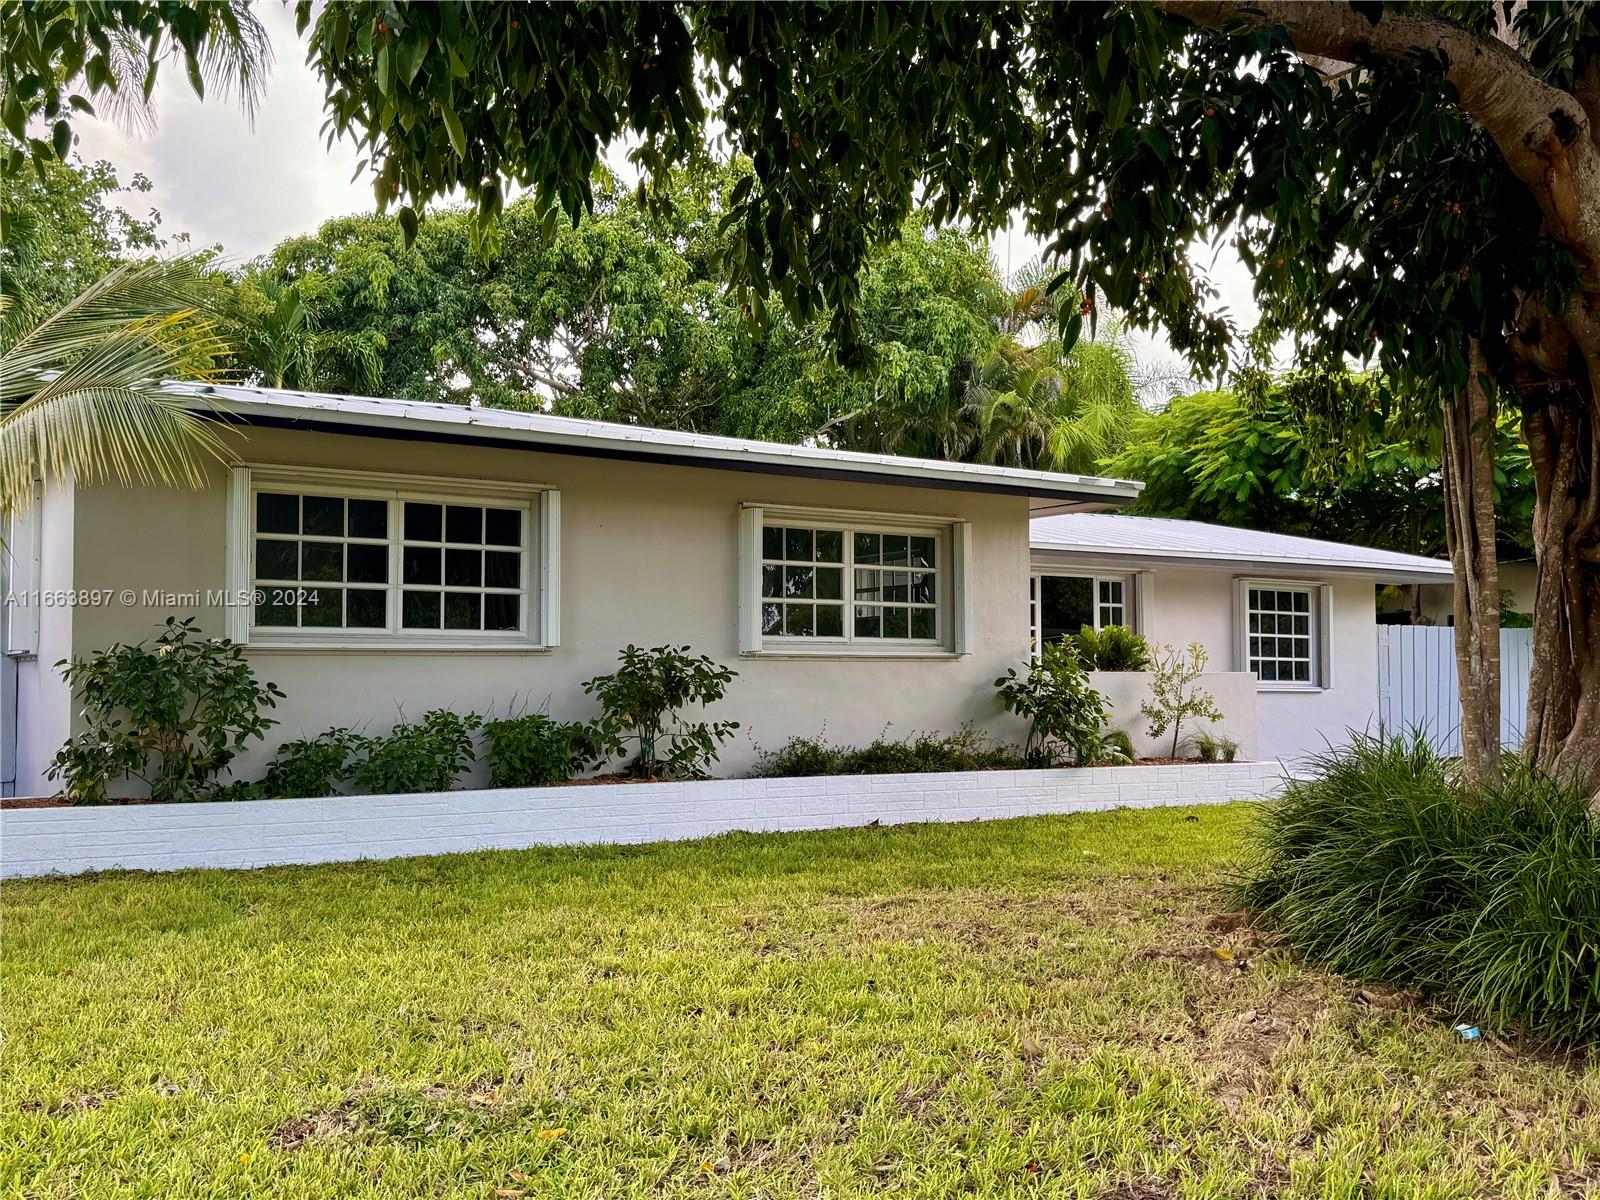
[0, 761, 1287, 879]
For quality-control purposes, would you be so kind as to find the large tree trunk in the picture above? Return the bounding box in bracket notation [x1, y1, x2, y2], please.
[1441, 337, 1502, 786]
[1521, 384, 1600, 789]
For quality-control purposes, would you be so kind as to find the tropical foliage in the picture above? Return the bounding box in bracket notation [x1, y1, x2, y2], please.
[0, 257, 231, 517]
[1244, 733, 1600, 1045]
[1, 1, 270, 177]
[49, 617, 283, 804]
[1109, 374, 1537, 558]
[993, 641, 1115, 768]
[213, 162, 1152, 470]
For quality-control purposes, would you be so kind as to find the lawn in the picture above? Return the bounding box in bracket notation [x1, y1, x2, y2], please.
[3, 803, 1596, 1199]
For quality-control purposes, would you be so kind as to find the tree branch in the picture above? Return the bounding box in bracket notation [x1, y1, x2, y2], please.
[1158, 1, 1600, 276]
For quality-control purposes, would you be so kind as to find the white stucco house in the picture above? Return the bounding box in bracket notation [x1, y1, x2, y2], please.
[1, 385, 1453, 798]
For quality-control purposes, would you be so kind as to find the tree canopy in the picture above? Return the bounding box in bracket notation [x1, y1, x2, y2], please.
[220, 161, 1150, 471]
[1108, 376, 1536, 559]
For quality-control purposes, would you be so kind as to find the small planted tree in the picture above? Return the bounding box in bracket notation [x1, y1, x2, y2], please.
[1141, 643, 1224, 760]
[994, 641, 1114, 767]
[49, 618, 284, 803]
[583, 645, 739, 778]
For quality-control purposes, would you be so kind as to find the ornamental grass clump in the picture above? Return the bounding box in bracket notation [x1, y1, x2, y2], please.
[1242, 731, 1600, 1045]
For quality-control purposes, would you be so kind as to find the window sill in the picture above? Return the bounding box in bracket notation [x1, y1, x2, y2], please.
[1255, 683, 1326, 693]
[744, 645, 962, 661]
[243, 640, 552, 654]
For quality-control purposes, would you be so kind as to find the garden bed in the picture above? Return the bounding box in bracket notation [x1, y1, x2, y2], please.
[0, 760, 1286, 878]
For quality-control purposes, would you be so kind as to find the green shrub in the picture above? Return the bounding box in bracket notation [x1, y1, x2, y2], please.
[754, 726, 1027, 778]
[482, 712, 605, 787]
[1072, 624, 1153, 671]
[583, 645, 739, 778]
[258, 728, 360, 799]
[49, 618, 283, 804]
[1101, 729, 1135, 765]
[1242, 733, 1600, 1045]
[994, 641, 1111, 767]
[349, 710, 482, 795]
[754, 735, 844, 778]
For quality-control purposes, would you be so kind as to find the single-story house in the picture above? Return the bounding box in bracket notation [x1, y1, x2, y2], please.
[0, 385, 1453, 797]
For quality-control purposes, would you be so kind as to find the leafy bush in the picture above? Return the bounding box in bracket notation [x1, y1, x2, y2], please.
[348, 710, 482, 795]
[1102, 729, 1135, 765]
[49, 618, 283, 804]
[994, 641, 1111, 766]
[258, 728, 360, 799]
[1140, 642, 1223, 758]
[1242, 733, 1600, 1045]
[1072, 624, 1153, 671]
[583, 645, 739, 778]
[482, 712, 605, 787]
[754, 726, 1026, 778]
[754, 734, 844, 778]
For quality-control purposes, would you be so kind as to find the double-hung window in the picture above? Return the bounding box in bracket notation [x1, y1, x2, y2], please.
[230, 467, 557, 649]
[741, 507, 966, 654]
[1237, 580, 1325, 687]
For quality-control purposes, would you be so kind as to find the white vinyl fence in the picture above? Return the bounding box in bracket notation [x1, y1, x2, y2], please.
[1376, 626, 1533, 754]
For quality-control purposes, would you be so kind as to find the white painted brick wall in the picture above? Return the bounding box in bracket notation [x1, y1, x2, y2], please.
[0, 762, 1288, 879]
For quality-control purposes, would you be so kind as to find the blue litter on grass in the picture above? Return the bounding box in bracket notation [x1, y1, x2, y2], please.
[1453, 1023, 1481, 1041]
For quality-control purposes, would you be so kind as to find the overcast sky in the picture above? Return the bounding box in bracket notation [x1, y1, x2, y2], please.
[73, 3, 1266, 390]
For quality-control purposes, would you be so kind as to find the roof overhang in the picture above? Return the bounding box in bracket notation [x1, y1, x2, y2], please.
[175, 384, 1141, 514]
[1029, 543, 1455, 584]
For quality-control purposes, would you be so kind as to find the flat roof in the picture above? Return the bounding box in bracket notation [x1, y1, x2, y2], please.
[170, 382, 1142, 514]
[1030, 513, 1455, 582]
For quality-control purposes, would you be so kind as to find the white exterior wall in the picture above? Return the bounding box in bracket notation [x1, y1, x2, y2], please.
[1088, 669, 1259, 760]
[1039, 559, 1382, 768]
[0, 761, 1287, 879]
[25, 426, 1037, 795]
[10, 482, 76, 796]
[1145, 565, 1379, 766]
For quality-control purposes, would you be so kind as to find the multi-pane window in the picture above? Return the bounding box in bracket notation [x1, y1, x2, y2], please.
[254, 492, 390, 630]
[1247, 585, 1315, 683]
[761, 524, 940, 642]
[1030, 574, 1130, 647]
[250, 487, 530, 639]
[400, 502, 523, 632]
[1097, 579, 1125, 627]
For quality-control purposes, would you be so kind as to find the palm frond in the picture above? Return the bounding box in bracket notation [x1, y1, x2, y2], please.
[0, 259, 233, 516]
[81, 2, 272, 135]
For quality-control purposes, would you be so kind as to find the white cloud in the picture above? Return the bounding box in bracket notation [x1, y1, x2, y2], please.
[72, 4, 371, 263]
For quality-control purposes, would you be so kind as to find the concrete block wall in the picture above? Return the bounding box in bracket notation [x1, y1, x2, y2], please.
[0, 761, 1288, 879]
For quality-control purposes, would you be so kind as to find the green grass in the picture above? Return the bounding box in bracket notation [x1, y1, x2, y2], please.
[3, 803, 1596, 1198]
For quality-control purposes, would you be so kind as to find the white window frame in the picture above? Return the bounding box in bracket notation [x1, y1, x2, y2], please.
[1233, 577, 1332, 691]
[1029, 571, 1132, 651]
[738, 504, 969, 658]
[227, 466, 559, 651]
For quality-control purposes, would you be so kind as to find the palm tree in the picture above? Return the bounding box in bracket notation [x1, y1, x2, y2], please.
[1, 259, 231, 517]
[228, 275, 384, 393]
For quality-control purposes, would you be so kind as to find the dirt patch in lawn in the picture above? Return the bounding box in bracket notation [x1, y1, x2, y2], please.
[269, 1107, 357, 1151]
